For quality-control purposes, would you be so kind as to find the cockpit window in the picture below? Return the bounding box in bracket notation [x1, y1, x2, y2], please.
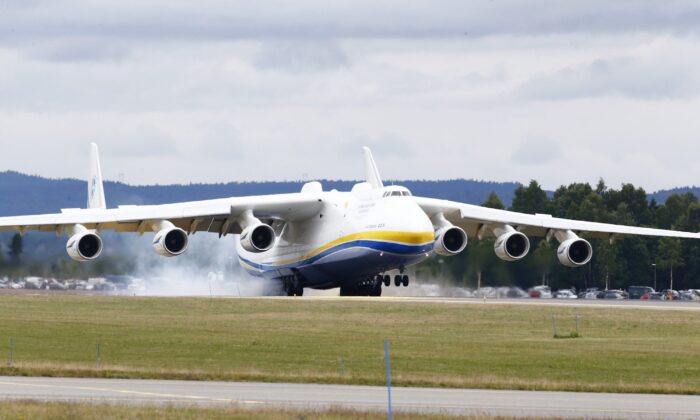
[383, 190, 411, 198]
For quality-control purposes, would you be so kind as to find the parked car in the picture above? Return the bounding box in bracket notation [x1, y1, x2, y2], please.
[506, 287, 528, 298]
[628, 286, 655, 300]
[576, 288, 599, 299]
[476, 287, 497, 298]
[648, 292, 666, 300]
[661, 290, 680, 300]
[679, 290, 698, 301]
[554, 290, 578, 299]
[602, 290, 626, 300]
[529, 285, 552, 299]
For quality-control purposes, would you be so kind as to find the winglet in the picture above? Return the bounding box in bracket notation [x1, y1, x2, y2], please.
[363, 146, 384, 189]
[87, 143, 107, 209]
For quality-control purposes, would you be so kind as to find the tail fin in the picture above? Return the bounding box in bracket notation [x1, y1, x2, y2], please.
[87, 143, 107, 209]
[362, 146, 384, 189]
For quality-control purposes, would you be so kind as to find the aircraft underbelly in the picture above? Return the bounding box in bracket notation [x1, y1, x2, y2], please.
[297, 246, 430, 288]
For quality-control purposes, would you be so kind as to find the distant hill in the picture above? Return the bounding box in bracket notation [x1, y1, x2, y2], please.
[648, 187, 700, 204]
[0, 171, 520, 217]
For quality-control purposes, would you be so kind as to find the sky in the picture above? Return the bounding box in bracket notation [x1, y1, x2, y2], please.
[1, 0, 700, 192]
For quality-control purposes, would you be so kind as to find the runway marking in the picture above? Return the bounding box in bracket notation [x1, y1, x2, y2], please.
[0, 380, 232, 403]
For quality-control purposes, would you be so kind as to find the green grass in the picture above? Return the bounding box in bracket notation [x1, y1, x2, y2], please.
[0, 401, 511, 420]
[0, 295, 698, 394]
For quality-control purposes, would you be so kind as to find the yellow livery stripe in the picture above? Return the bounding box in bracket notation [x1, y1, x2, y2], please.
[270, 231, 434, 267]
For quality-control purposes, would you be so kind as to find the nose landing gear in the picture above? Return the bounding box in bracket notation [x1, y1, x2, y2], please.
[387, 268, 410, 288]
[393, 275, 409, 287]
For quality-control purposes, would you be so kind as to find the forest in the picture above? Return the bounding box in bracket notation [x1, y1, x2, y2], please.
[418, 180, 699, 291]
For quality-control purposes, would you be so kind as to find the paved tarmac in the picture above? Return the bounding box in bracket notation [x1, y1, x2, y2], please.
[0, 376, 699, 419]
[261, 295, 700, 311]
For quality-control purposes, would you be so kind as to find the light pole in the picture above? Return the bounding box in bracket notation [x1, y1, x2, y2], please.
[652, 263, 657, 291]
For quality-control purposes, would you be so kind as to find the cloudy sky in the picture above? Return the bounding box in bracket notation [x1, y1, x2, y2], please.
[1, 0, 699, 191]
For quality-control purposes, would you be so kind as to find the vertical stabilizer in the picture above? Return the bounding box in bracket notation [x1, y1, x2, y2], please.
[88, 143, 107, 209]
[363, 146, 384, 189]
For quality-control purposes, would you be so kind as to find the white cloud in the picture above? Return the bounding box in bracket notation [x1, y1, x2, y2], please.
[510, 137, 562, 165]
[517, 37, 700, 100]
[0, 2, 699, 192]
[254, 40, 349, 73]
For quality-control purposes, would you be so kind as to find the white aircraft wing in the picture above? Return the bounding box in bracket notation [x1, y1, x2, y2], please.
[0, 193, 323, 236]
[415, 196, 700, 240]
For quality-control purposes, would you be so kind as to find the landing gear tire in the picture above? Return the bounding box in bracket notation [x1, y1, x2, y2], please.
[381, 275, 390, 287]
[283, 277, 304, 297]
[402, 275, 409, 287]
[394, 275, 402, 287]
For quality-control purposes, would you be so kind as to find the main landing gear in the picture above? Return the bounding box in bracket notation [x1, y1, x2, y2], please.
[340, 276, 382, 297]
[281, 275, 304, 297]
[339, 273, 410, 297]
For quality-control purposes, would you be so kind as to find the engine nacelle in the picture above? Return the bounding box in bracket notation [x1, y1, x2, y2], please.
[557, 238, 593, 267]
[433, 226, 468, 256]
[494, 231, 530, 261]
[153, 227, 189, 257]
[240, 224, 276, 253]
[66, 231, 103, 262]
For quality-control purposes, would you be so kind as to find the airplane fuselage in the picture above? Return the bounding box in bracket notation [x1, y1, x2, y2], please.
[235, 184, 435, 290]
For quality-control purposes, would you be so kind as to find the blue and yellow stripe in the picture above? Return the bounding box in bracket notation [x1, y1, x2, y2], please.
[239, 231, 434, 272]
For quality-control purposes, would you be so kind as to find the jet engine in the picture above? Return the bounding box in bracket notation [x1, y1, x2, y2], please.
[494, 231, 530, 261]
[557, 238, 593, 267]
[433, 226, 468, 256]
[240, 224, 276, 253]
[153, 226, 189, 257]
[66, 231, 103, 262]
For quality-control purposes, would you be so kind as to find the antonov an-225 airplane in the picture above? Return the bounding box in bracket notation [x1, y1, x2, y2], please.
[1, 144, 699, 296]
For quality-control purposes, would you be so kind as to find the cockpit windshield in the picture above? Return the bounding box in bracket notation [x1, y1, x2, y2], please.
[382, 190, 412, 198]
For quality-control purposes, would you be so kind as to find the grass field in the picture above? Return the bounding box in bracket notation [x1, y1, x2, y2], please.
[0, 295, 698, 394]
[0, 401, 507, 420]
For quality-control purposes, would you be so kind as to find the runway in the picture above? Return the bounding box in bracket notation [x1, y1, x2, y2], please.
[257, 295, 700, 311]
[1, 376, 699, 419]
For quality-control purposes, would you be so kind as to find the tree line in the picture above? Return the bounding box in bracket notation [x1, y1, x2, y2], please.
[418, 180, 698, 291]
